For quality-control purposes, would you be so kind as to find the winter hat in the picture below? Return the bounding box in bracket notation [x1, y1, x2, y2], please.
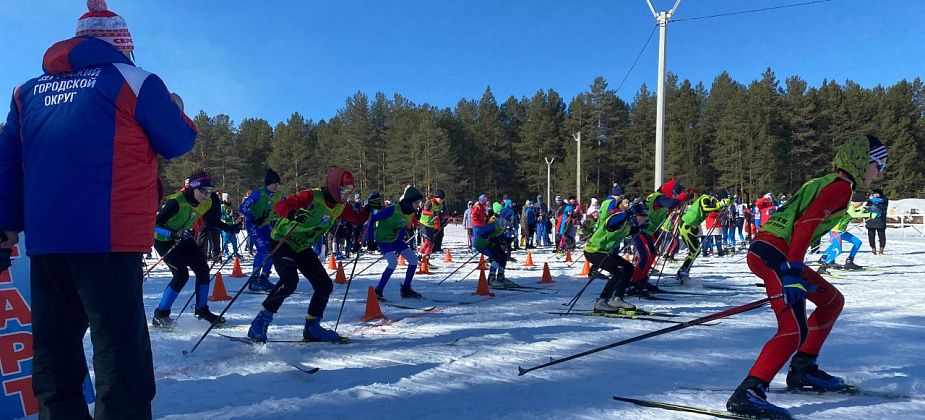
[554, 195, 563, 202]
[76, 0, 134, 53]
[492, 202, 503, 214]
[325, 168, 354, 203]
[187, 169, 213, 189]
[834, 134, 886, 190]
[713, 189, 729, 200]
[610, 183, 625, 197]
[433, 189, 446, 199]
[478, 194, 488, 203]
[264, 168, 281, 186]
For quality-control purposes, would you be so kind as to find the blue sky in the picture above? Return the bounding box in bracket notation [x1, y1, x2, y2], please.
[1, 0, 922, 125]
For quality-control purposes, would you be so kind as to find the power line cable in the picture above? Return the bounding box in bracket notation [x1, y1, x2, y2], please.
[672, 0, 835, 23]
[615, 24, 658, 94]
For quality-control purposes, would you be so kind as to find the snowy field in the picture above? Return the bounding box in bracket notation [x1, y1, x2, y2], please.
[110, 224, 923, 419]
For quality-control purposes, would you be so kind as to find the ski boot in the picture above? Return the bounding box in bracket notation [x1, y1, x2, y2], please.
[625, 282, 650, 298]
[258, 272, 276, 290]
[400, 285, 423, 299]
[195, 305, 226, 326]
[816, 260, 831, 274]
[786, 352, 849, 392]
[727, 377, 793, 419]
[247, 273, 270, 292]
[594, 298, 622, 313]
[247, 310, 273, 343]
[488, 272, 504, 288]
[303, 315, 340, 342]
[375, 287, 387, 302]
[843, 257, 863, 271]
[497, 273, 520, 288]
[152, 308, 174, 328]
[607, 296, 636, 311]
[675, 269, 690, 284]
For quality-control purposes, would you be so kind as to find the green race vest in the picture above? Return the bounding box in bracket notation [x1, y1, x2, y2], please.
[246, 187, 282, 227]
[832, 204, 871, 232]
[596, 198, 616, 231]
[374, 204, 415, 243]
[644, 192, 668, 236]
[474, 221, 504, 249]
[154, 191, 212, 241]
[419, 199, 444, 228]
[271, 189, 345, 252]
[584, 212, 631, 254]
[681, 195, 730, 227]
[760, 174, 847, 243]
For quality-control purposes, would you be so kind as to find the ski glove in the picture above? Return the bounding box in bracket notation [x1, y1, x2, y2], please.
[366, 192, 383, 210]
[777, 261, 817, 305]
[178, 230, 194, 241]
[290, 208, 313, 224]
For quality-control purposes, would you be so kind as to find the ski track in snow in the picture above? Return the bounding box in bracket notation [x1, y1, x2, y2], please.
[85, 226, 924, 419]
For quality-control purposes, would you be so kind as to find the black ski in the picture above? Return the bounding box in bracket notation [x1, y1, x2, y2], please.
[217, 333, 321, 374]
[613, 396, 756, 419]
[219, 333, 355, 345]
[378, 301, 437, 312]
[682, 385, 912, 401]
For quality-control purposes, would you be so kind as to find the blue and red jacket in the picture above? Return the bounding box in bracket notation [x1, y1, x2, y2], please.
[0, 36, 196, 255]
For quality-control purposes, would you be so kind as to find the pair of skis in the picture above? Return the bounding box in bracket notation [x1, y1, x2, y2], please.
[217, 333, 361, 374]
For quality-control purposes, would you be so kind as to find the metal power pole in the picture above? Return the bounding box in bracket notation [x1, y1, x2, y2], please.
[646, 0, 681, 191]
[544, 157, 555, 206]
[573, 132, 581, 205]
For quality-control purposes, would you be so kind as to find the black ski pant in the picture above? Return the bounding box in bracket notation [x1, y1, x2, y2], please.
[586, 251, 633, 300]
[155, 239, 211, 292]
[262, 241, 333, 318]
[31, 253, 154, 420]
[867, 228, 886, 250]
[434, 223, 446, 252]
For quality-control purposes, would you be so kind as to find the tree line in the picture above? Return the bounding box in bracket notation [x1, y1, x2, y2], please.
[4, 68, 923, 212]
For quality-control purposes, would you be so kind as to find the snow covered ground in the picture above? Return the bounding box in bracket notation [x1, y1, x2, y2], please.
[107, 225, 923, 419]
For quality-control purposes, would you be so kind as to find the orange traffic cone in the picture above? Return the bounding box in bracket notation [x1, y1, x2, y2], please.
[328, 253, 337, 270]
[538, 262, 554, 284]
[477, 254, 486, 270]
[361, 286, 387, 322]
[565, 251, 573, 263]
[334, 261, 347, 284]
[399, 255, 407, 266]
[444, 249, 453, 263]
[577, 259, 591, 277]
[523, 251, 535, 267]
[417, 258, 432, 275]
[230, 257, 246, 278]
[209, 272, 232, 301]
[473, 267, 495, 297]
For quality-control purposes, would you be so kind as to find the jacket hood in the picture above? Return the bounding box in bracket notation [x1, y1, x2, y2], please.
[42, 36, 132, 76]
[658, 179, 678, 198]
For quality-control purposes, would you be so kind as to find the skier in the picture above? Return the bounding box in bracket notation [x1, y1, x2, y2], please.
[474, 203, 519, 288]
[583, 203, 648, 312]
[152, 171, 242, 327]
[628, 180, 692, 293]
[240, 168, 283, 292]
[369, 187, 424, 300]
[247, 168, 376, 343]
[417, 189, 446, 262]
[0, 1, 197, 415]
[675, 189, 732, 282]
[726, 134, 887, 419]
[817, 202, 876, 273]
[598, 184, 626, 221]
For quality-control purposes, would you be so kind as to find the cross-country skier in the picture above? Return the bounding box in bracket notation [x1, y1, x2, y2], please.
[474, 203, 520, 288]
[628, 180, 692, 293]
[417, 189, 446, 262]
[726, 134, 887, 419]
[817, 202, 876, 273]
[240, 168, 283, 292]
[246, 168, 376, 343]
[369, 187, 424, 301]
[675, 189, 732, 282]
[583, 202, 648, 312]
[152, 170, 242, 327]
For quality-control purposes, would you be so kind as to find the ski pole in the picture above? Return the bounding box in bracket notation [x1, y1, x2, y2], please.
[143, 238, 184, 279]
[184, 223, 298, 355]
[562, 242, 632, 313]
[435, 251, 480, 285]
[454, 261, 483, 283]
[659, 223, 718, 288]
[518, 294, 781, 375]
[333, 213, 375, 333]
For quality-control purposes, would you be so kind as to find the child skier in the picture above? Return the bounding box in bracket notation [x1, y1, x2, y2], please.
[474, 203, 519, 288]
[369, 187, 424, 301]
[675, 189, 732, 282]
[583, 202, 648, 313]
[152, 170, 241, 327]
[726, 134, 887, 419]
[817, 202, 876, 273]
[247, 168, 377, 343]
[417, 189, 446, 262]
[629, 180, 692, 293]
[240, 168, 283, 292]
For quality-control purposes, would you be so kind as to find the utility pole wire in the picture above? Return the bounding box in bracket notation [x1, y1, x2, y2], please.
[672, 0, 835, 23]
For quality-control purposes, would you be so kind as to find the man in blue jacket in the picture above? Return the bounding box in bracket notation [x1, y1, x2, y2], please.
[0, 2, 196, 418]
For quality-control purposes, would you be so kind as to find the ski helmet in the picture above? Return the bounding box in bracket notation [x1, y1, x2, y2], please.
[713, 189, 729, 200]
[325, 168, 354, 203]
[478, 194, 488, 204]
[433, 189, 446, 199]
